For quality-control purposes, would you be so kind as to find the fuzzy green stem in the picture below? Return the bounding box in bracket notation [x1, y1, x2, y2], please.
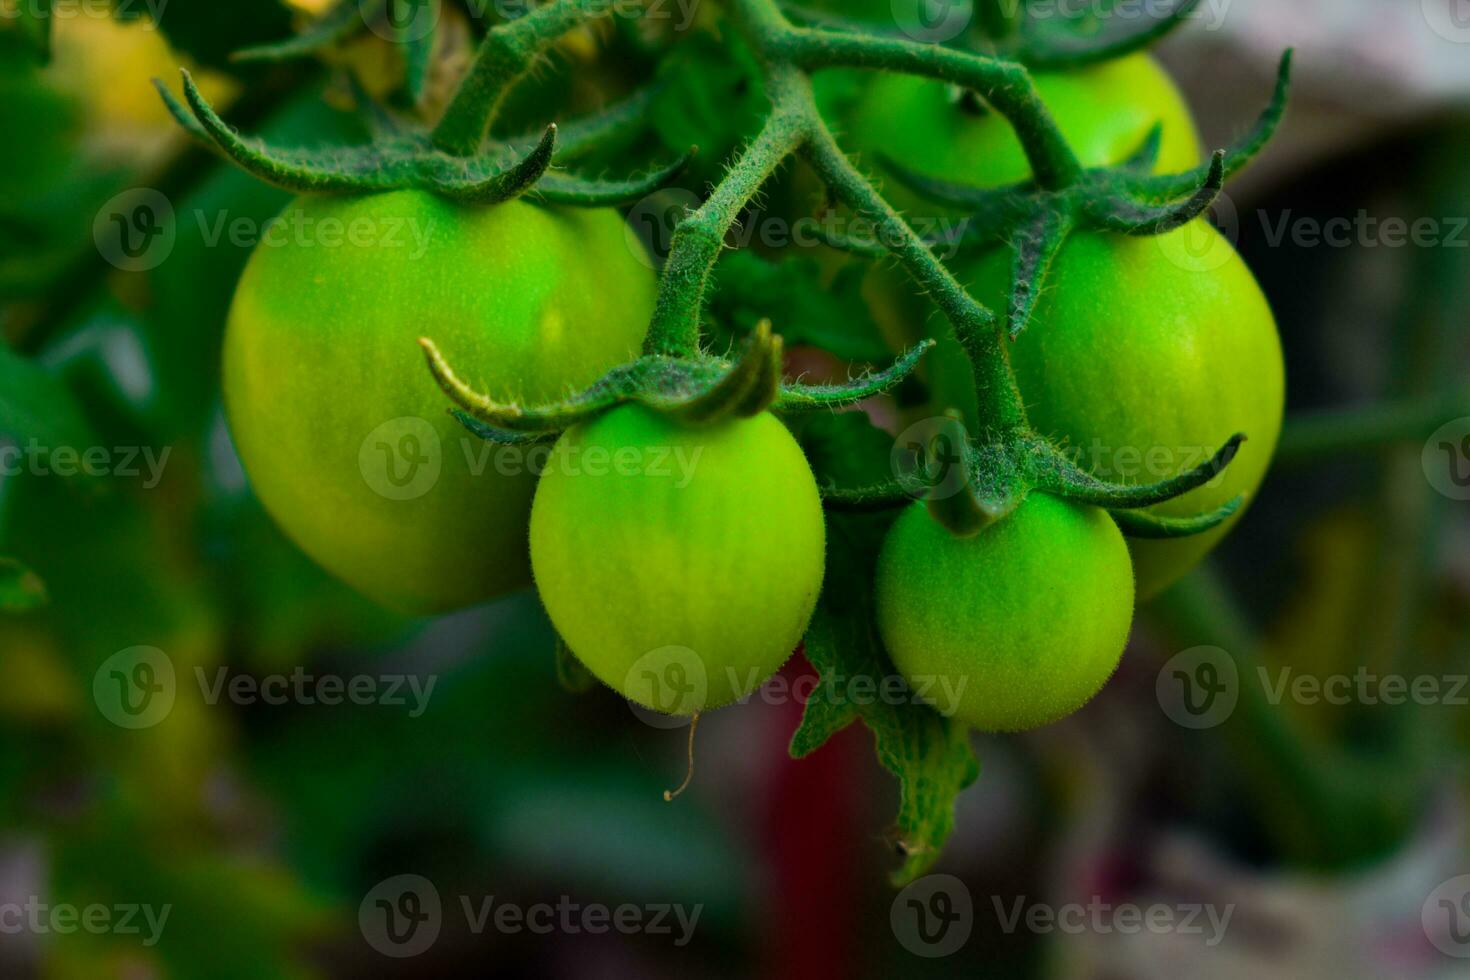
[645, 70, 810, 357]
[715, 0, 1031, 436]
[802, 123, 1027, 438]
[432, 0, 603, 156]
[766, 15, 1084, 189]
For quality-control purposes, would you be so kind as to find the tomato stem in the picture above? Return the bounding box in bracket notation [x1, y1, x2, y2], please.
[431, 0, 606, 157]
[766, 15, 1085, 190]
[645, 67, 810, 357]
[645, 0, 1038, 435]
[800, 125, 1028, 438]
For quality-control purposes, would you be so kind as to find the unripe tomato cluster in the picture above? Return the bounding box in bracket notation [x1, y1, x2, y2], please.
[221, 53, 1281, 734]
[823, 54, 1284, 731]
[223, 191, 827, 714]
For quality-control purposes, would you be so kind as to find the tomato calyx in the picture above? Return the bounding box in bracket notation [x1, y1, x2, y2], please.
[157, 2, 693, 206]
[422, 319, 935, 443]
[158, 70, 692, 206]
[830, 418, 1246, 539]
[826, 51, 1292, 340]
[824, 304, 1249, 538]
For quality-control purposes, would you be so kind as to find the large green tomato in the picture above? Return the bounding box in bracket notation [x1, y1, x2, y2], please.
[820, 53, 1201, 213]
[965, 221, 1285, 599]
[224, 191, 655, 614]
[530, 406, 826, 714]
[876, 495, 1135, 732]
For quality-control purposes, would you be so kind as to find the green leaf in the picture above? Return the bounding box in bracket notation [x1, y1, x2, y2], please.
[791, 509, 979, 885]
[0, 557, 47, 613]
[708, 251, 893, 363]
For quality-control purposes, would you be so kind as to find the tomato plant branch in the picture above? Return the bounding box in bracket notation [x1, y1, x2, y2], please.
[432, 0, 608, 156]
[761, 13, 1085, 189]
[646, 71, 811, 357]
[800, 125, 1027, 439]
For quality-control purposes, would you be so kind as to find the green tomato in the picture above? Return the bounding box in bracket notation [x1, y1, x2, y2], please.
[965, 220, 1285, 599]
[821, 53, 1200, 214]
[224, 191, 655, 614]
[530, 406, 826, 714]
[876, 494, 1135, 732]
[838, 53, 1205, 414]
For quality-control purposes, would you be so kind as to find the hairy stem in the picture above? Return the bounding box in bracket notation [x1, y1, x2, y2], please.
[802, 121, 1027, 438]
[645, 68, 810, 357]
[760, 9, 1083, 189]
[432, 0, 604, 156]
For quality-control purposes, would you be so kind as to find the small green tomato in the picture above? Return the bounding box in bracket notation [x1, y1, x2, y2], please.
[875, 495, 1135, 732]
[530, 405, 826, 714]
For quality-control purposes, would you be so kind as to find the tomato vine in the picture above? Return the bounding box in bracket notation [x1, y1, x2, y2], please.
[156, 0, 1295, 882]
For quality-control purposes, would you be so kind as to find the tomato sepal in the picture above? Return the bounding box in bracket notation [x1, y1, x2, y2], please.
[1015, 0, 1202, 70]
[231, 0, 380, 65]
[424, 322, 933, 441]
[157, 65, 690, 207]
[1110, 496, 1246, 540]
[833, 425, 1249, 543]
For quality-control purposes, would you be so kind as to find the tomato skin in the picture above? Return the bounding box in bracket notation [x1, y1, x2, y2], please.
[530, 406, 826, 713]
[224, 191, 655, 614]
[965, 220, 1284, 598]
[821, 53, 1201, 213]
[875, 495, 1134, 732]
